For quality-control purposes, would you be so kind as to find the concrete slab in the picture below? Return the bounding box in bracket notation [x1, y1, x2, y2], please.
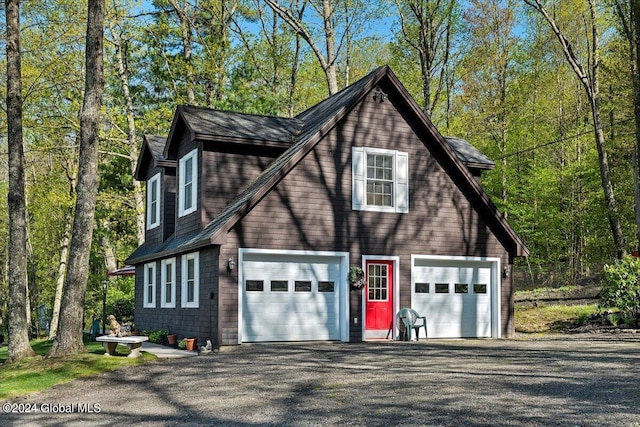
[141, 342, 198, 358]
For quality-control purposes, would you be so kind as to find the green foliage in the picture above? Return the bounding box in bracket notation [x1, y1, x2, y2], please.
[144, 329, 169, 344]
[600, 257, 640, 328]
[106, 284, 135, 325]
[2, 0, 640, 343]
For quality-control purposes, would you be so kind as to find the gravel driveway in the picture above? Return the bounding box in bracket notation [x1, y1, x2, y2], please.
[3, 335, 640, 426]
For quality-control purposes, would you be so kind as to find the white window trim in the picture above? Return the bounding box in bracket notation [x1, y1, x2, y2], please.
[143, 262, 156, 308]
[146, 173, 161, 230]
[352, 147, 409, 213]
[178, 148, 198, 217]
[160, 258, 176, 308]
[181, 252, 199, 308]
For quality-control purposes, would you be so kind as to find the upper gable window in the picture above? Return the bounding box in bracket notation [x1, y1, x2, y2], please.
[146, 173, 161, 230]
[352, 147, 409, 213]
[179, 148, 198, 217]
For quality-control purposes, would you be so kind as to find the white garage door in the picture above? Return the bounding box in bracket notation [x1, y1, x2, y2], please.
[412, 256, 500, 338]
[239, 250, 347, 342]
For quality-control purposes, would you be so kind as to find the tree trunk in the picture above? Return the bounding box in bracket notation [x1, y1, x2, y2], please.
[632, 0, 640, 253]
[396, 0, 455, 117]
[321, 0, 338, 95]
[5, 0, 36, 363]
[525, 0, 627, 258]
[169, 0, 196, 104]
[48, 208, 72, 339]
[108, 21, 145, 245]
[612, 0, 640, 254]
[586, 0, 627, 258]
[264, 0, 339, 95]
[49, 0, 105, 357]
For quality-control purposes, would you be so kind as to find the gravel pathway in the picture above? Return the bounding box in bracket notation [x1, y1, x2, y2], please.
[2, 335, 640, 426]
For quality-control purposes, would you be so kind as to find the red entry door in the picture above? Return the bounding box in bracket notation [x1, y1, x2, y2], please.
[365, 260, 394, 330]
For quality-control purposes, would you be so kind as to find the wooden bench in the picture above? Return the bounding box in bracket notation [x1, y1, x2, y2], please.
[96, 335, 149, 358]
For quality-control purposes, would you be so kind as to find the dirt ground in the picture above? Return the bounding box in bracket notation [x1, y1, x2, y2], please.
[2, 336, 640, 426]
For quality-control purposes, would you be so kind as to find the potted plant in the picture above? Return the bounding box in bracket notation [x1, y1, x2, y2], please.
[184, 337, 197, 351]
[167, 333, 178, 346]
[349, 266, 365, 289]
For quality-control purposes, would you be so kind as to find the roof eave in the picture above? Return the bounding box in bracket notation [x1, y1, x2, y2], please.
[164, 106, 196, 160]
[126, 239, 218, 265]
[194, 133, 293, 150]
[465, 161, 495, 171]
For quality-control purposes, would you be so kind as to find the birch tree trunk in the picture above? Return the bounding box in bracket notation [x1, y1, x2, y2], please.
[49, 0, 105, 357]
[5, 0, 36, 363]
[108, 20, 145, 246]
[48, 208, 72, 339]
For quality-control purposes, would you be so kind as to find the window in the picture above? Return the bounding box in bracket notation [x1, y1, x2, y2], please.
[367, 154, 394, 206]
[143, 262, 156, 308]
[270, 280, 288, 292]
[318, 281, 335, 292]
[295, 281, 312, 292]
[435, 283, 449, 294]
[473, 284, 488, 294]
[415, 283, 430, 293]
[179, 149, 198, 217]
[146, 173, 161, 229]
[368, 264, 388, 301]
[352, 147, 408, 213]
[455, 283, 469, 294]
[245, 280, 264, 292]
[161, 258, 176, 308]
[181, 252, 199, 308]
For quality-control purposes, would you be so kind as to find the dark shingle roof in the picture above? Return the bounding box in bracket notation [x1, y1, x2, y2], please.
[134, 135, 172, 180]
[185, 67, 385, 246]
[127, 66, 528, 264]
[444, 137, 495, 170]
[145, 134, 167, 161]
[179, 105, 303, 143]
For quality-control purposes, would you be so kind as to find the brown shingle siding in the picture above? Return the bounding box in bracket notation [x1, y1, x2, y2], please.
[218, 93, 515, 339]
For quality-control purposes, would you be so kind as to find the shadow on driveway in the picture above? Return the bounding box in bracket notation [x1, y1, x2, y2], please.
[3, 336, 640, 426]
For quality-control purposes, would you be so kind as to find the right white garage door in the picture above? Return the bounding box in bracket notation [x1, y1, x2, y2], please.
[412, 256, 500, 338]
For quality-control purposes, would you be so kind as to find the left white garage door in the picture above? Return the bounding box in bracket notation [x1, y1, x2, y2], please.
[240, 251, 346, 342]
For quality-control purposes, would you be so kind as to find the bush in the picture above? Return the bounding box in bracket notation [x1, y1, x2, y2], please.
[600, 257, 640, 328]
[106, 286, 134, 324]
[145, 329, 169, 344]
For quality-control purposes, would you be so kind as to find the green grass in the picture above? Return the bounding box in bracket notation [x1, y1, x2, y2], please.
[515, 303, 600, 333]
[0, 337, 156, 399]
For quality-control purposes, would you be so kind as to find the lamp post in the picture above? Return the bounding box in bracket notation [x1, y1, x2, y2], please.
[102, 280, 107, 335]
